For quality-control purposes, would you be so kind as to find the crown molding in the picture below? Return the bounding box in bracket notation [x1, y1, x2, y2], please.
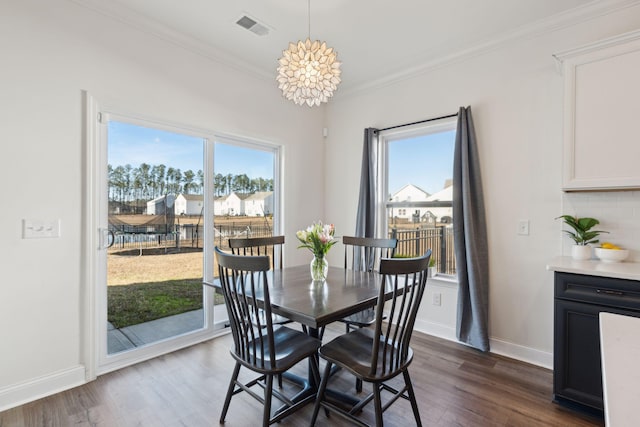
[69, 0, 640, 99]
[337, 0, 640, 98]
[68, 0, 274, 83]
[554, 27, 640, 61]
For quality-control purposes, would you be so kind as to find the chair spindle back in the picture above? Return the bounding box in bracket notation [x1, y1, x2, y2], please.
[215, 246, 275, 370]
[229, 236, 285, 271]
[343, 236, 397, 272]
[371, 249, 432, 376]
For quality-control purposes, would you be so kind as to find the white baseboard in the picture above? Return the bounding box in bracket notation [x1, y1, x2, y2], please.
[414, 320, 553, 369]
[490, 337, 553, 369]
[0, 365, 86, 412]
[415, 319, 457, 341]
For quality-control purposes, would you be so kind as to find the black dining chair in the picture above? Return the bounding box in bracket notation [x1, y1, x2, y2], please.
[228, 236, 289, 328]
[228, 235, 292, 387]
[215, 247, 321, 427]
[341, 236, 398, 392]
[341, 236, 398, 332]
[229, 235, 285, 270]
[310, 250, 432, 427]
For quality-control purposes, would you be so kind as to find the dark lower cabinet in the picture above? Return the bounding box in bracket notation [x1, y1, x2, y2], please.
[554, 272, 640, 416]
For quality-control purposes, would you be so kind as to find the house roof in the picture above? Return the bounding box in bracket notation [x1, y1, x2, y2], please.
[245, 191, 273, 201]
[178, 193, 204, 201]
[426, 185, 453, 202]
[391, 183, 430, 199]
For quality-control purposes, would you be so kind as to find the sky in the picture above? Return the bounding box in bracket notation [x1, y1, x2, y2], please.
[108, 121, 273, 180]
[108, 120, 453, 194]
[108, 121, 204, 173]
[388, 130, 455, 195]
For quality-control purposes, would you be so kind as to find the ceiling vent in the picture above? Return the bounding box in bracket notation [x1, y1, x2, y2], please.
[236, 15, 270, 36]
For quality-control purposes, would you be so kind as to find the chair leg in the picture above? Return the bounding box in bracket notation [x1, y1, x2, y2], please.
[356, 378, 363, 393]
[278, 373, 283, 388]
[373, 384, 384, 427]
[403, 370, 422, 427]
[263, 374, 273, 427]
[220, 362, 241, 423]
[310, 361, 333, 426]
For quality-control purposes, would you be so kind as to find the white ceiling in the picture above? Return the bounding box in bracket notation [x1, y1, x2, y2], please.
[74, 0, 623, 94]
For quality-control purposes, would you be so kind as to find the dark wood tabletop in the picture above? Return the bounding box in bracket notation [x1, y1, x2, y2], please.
[205, 264, 386, 332]
[268, 265, 384, 330]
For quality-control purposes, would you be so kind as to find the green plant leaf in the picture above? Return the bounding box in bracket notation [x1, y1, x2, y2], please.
[556, 215, 607, 245]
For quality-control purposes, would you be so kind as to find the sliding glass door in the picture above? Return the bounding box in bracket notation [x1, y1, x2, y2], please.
[92, 106, 281, 374]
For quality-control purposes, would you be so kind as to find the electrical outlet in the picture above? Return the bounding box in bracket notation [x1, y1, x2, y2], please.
[432, 292, 442, 306]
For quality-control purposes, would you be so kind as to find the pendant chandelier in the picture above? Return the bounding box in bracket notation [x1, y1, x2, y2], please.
[276, 0, 341, 107]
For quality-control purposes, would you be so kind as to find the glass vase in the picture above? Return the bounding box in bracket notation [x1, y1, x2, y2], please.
[310, 255, 329, 282]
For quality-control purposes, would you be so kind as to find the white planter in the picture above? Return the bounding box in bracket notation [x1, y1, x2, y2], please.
[571, 245, 592, 260]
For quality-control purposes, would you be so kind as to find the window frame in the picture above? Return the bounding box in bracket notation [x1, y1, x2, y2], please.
[84, 93, 283, 377]
[378, 117, 458, 278]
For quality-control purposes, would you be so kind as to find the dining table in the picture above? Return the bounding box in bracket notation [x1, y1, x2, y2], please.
[205, 263, 394, 408]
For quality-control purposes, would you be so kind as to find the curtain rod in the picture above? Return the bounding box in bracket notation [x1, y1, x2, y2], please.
[374, 112, 458, 133]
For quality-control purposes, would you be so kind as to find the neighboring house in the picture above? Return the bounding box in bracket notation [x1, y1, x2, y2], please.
[216, 192, 250, 216]
[389, 183, 453, 223]
[175, 194, 203, 216]
[146, 194, 175, 215]
[390, 184, 429, 221]
[391, 183, 430, 203]
[424, 184, 453, 224]
[213, 195, 226, 216]
[244, 191, 273, 216]
[212, 192, 272, 216]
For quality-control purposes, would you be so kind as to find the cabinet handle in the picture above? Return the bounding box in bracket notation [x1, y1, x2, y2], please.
[596, 289, 625, 296]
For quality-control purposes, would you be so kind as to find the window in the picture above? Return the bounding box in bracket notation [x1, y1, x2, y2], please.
[381, 118, 457, 276]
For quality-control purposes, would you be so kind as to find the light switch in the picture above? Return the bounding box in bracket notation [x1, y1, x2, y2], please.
[517, 220, 530, 236]
[22, 219, 61, 239]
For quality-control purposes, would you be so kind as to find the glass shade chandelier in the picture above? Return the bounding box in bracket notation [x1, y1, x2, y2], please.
[276, 0, 341, 107]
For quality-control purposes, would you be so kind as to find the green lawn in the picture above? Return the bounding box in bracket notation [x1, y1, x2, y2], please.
[108, 279, 204, 329]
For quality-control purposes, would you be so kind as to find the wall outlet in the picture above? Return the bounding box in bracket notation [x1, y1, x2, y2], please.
[432, 292, 442, 306]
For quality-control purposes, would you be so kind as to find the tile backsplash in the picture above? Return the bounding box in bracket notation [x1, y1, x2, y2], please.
[562, 191, 640, 262]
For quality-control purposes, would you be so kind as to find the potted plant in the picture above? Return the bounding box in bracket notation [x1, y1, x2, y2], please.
[428, 258, 437, 278]
[556, 215, 608, 260]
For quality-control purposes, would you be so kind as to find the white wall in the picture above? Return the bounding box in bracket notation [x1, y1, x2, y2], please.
[0, 0, 325, 409]
[3, 0, 640, 412]
[324, 7, 640, 367]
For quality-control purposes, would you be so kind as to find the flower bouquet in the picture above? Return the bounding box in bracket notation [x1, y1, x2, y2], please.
[296, 221, 336, 281]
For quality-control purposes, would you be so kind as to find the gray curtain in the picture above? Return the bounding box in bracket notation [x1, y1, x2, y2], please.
[354, 128, 379, 270]
[453, 106, 490, 352]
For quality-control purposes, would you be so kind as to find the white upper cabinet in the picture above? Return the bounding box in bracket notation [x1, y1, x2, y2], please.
[557, 31, 640, 191]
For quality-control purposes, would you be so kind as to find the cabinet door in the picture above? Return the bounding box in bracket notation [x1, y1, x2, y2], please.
[557, 30, 640, 191]
[554, 300, 640, 412]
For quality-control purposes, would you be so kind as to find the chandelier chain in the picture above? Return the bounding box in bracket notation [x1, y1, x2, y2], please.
[307, 0, 311, 39]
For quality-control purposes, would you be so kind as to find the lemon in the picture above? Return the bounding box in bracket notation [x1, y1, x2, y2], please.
[601, 242, 621, 250]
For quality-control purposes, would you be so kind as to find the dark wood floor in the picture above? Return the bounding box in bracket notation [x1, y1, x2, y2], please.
[0, 327, 603, 426]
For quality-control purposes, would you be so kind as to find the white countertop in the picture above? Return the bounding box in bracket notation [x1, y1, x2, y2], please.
[599, 312, 640, 427]
[547, 256, 640, 281]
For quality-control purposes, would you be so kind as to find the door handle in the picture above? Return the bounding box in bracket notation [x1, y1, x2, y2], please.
[100, 228, 115, 249]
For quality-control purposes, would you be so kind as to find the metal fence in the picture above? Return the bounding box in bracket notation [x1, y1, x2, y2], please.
[390, 226, 456, 275]
[109, 222, 274, 252]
